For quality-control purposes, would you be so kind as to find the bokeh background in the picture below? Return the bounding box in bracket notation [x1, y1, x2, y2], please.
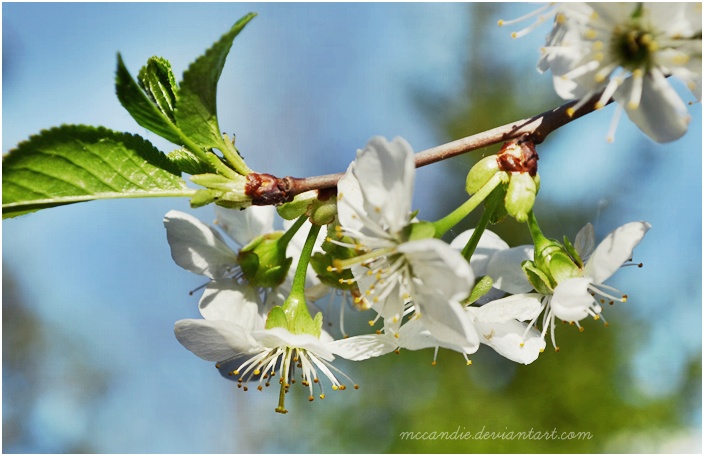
[3, 3, 701, 453]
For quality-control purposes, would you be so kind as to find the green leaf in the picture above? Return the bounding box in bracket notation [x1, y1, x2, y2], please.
[175, 13, 256, 150]
[115, 53, 184, 146]
[2, 125, 193, 218]
[138, 56, 179, 122]
[167, 147, 217, 175]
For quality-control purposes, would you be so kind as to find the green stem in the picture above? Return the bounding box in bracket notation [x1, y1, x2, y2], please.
[220, 138, 252, 176]
[527, 211, 551, 252]
[277, 214, 307, 252]
[289, 221, 322, 301]
[432, 173, 504, 239]
[461, 187, 504, 261]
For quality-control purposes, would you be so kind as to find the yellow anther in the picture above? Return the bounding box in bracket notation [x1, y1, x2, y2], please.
[497, 19, 505, 26]
[431, 360, 437, 366]
[566, 107, 576, 117]
[519, 342, 525, 347]
[584, 29, 597, 40]
[374, 206, 381, 213]
[579, 326, 585, 332]
[373, 297, 380, 303]
[394, 333, 399, 339]
[354, 384, 359, 390]
[594, 101, 605, 109]
[258, 385, 263, 391]
[539, 348, 545, 353]
[308, 395, 314, 402]
[337, 193, 343, 201]
[320, 393, 325, 399]
[594, 315, 600, 321]
[556, 13, 566, 24]
[467, 360, 473, 366]
[604, 322, 610, 328]
[339, 385, 347, 391]
[394, 349, 401, 354]
[368, 320, 375, 326]
[243, 386, 248, 392]
[253, 369, 261, 375]
[233, 370, 240, 376]
[555, 346, 561, 352]
[215, 363, 221, 369]
[621, 295, 628, 302]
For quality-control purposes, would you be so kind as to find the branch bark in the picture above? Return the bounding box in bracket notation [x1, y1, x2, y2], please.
[268, 93, 611, 203]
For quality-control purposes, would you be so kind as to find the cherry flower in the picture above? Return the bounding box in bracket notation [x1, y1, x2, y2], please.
[174, 280, 388, 413]
[538, 2, 702, 142]
[332, 136, 477, 349]
[493, 220, 651, 350]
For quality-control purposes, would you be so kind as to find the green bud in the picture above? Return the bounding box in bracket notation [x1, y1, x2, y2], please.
[190, 189, 221, 208]
[238, 232, 292, 288]
[277, 190, 317, 220]
[308, 197, 337, 225]
[504, 172, 539, 223]
[190, 173, 251, 209]
[466, 155, 501, 194]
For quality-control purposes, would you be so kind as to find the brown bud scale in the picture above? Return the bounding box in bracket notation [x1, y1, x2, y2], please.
[497, 134, 539, 176]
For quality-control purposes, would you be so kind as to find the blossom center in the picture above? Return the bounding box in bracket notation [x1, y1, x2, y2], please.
[611, 25, 655, 71]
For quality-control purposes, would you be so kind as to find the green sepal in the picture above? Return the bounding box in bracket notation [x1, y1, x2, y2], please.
[2, 125, 191, 218]
[190, 189, 221, 208]
[466, 275, 494, 305]
[238, 232, 292, 288]
[282, 295, 322, 337]
[167, 148, 217, 175]
[563, 234, 584, 269]
[522, 261, 554, 295]
[402, 221, 436, 241]
[265, 306, 288, 330]
[138, 56, 179, 122]
[545, 249, 582, 284]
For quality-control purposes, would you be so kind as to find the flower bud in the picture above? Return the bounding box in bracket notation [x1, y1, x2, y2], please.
[238, 232, 292, 288]
[466, 155, 501, 194]
[277, 190, 317, 220]
[504, 172, 540, 223]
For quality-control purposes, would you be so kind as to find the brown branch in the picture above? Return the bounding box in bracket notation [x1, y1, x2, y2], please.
[252, 93, 610, 204]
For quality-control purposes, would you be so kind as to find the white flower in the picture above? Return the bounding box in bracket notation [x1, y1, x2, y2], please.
[450, 228, 534, 297]
[334, 136, 477, 349]
[334, 293, 546, 365]
[175, 280, 385, 413]
[491, 221, 651, 350]
[164, 207, 325, 305]
[539, 2, 702, 142]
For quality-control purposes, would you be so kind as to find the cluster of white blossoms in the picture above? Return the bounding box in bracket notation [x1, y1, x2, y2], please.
[503, 2, 702, 142]
[165, 136, 650, 413]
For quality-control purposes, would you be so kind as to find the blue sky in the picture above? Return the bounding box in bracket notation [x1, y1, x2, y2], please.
[3, 3, 701, 452]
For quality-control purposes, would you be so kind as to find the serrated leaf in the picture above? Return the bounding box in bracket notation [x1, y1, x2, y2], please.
[167, 148, 217, 175]
[175, 13, 256, 149]
[138, 56, 179, 122]
[2, 125, 193, 218]
[115, 53, 184, 145]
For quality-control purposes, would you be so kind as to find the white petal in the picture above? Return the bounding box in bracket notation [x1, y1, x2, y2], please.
[353, 136, 415, 234]
[473, 293, 543, 323]
[584, 221, 651, 284]
[551, 277, 594, 322]
[174, 319, 260, 362]
[163, 210, 238, 279]
[198, 279, 264, 331]
[401, 238, 474, 300]
[412, 289, 480, 351]
[614, 72, 690, 143]
[398, 318, 477, 354]
[486, 245, 534, 294]
[251, 327, 334, 361]
[327, 334, 397, 361]
[215, 205, 275, 247]
[449, 229, 509, 276]
[475, 319, 545, 365]
[574, 223, 595, 259]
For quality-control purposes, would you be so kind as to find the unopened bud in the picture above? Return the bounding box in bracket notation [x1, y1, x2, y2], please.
[504, 172, 540, 222]
[239, 232, 292, 288]
[466, 155, 501, 194]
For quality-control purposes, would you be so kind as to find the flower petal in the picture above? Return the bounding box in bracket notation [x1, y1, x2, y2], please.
[486, 245, 534, 294]
[163, 210, 238, 279]
[614, 71, 690, 143]
[473, 293, 543, 323]
[174, 319, 259, 362]
[215, 205, 275, 247]
[327, 334, 397, 361]
[198, 279, 264, 331]
[251, 327, 334, 361]
[584, 221, 651, 284]
[551, 277, 594, 322]
[574, 223, 595, 260]
[475, 318, 545, 365]
[397, 318, 477, 354]
[352, 136, 415, 235]
[450, 228, 509, 276]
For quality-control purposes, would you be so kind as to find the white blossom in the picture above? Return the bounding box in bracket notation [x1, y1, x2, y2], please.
[333, 136, 478, 349]
[538, 2, 702, 142]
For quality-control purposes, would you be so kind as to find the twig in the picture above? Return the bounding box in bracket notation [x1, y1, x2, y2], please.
[253, 93, 610, 204]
